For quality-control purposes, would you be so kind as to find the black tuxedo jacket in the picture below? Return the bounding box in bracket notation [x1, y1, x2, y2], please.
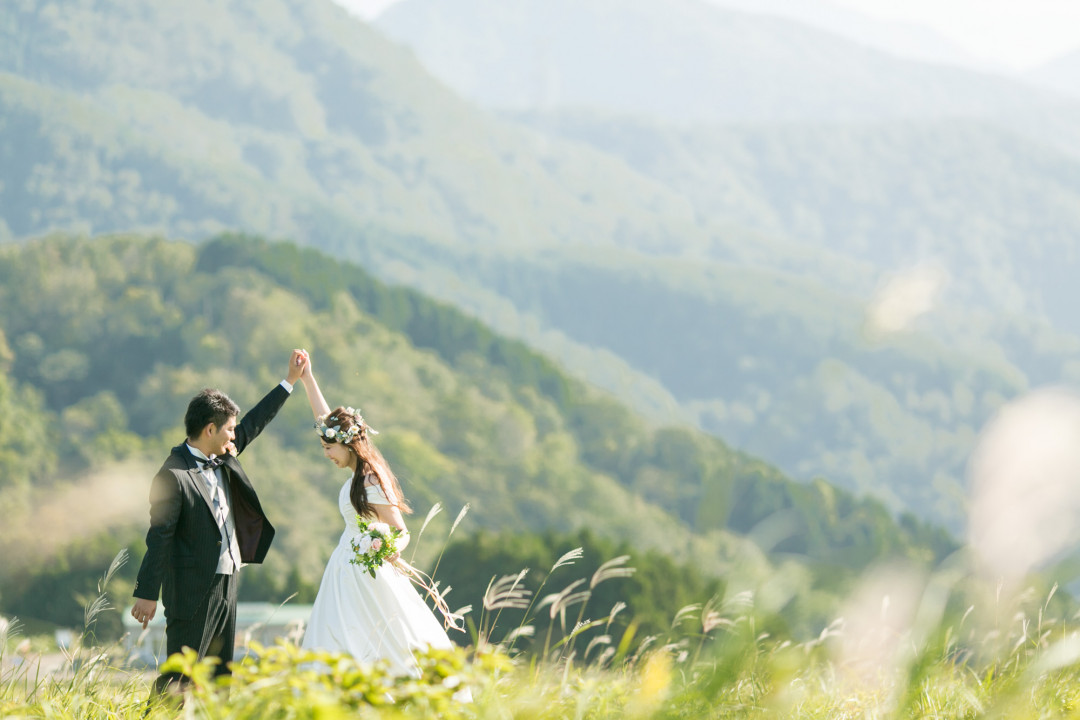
[133, 383, 288, 620]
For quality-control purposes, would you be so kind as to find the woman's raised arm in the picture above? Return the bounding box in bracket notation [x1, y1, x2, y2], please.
[299, 350, 332, 419]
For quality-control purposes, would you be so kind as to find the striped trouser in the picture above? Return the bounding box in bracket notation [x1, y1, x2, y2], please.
[155, 572, 238, 693]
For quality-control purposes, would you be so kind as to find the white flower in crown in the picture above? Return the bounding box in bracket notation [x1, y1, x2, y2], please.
[313, 408, 378, 442]
[370, 522, 391, 536]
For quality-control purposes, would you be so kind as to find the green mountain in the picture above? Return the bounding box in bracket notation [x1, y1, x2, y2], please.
[0, 233, 954, 634]
[375, 0, 1060, 122]
[4, 0, 1080, 535]
[0, 0, 704, 256]
[510, 112, 1080, 332]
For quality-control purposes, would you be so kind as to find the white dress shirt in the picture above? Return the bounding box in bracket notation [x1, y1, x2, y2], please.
[187, 443, 242, 574]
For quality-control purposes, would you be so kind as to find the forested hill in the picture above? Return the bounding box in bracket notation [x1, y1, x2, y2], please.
[0, 235, 954, 618]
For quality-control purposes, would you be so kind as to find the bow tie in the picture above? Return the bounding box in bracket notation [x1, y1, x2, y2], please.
[197, 455, 225, 470]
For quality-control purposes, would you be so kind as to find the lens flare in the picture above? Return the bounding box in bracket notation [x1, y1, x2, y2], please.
[831, 563, 926, 692]
[968, 388, 1080, 586]
[864, 264, 948, 336]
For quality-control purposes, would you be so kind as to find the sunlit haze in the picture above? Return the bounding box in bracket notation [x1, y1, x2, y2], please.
[830, 0, 1080, 70]
[338, 0, 1080, 72]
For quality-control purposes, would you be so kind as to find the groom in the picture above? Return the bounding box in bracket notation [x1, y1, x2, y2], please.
[131, 349, 307, 692]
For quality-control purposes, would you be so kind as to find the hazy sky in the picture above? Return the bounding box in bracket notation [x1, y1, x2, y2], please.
[339, 0, 1080, 72]
[831, 0, 1080, 70]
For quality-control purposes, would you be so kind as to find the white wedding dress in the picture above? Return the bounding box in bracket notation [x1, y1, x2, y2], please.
[301, 478, 454, 676]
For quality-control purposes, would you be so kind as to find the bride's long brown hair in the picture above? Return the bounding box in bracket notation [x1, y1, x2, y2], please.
[321, 406, 411, 519]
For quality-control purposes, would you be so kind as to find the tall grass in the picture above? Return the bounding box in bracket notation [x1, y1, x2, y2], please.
[1, 548, 154, 718]
[6, 545, 1080, 718]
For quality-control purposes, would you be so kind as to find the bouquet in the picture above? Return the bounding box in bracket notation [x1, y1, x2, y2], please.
[349, 515, 466, 632]
[349, 516, 404, 578]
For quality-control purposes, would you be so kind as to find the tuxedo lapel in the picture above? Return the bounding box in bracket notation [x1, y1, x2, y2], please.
[179, 446, 218, 517]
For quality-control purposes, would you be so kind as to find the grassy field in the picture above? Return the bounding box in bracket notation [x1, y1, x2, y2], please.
[4, 550, 1080, 719]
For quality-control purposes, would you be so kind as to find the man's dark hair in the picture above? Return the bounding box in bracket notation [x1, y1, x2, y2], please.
[185, 389, 240, 439]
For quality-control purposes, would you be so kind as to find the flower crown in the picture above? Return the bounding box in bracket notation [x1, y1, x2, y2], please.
[314, 407, 378, 444]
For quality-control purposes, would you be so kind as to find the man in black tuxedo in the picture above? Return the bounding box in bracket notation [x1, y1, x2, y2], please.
[131, 349, 307, 692]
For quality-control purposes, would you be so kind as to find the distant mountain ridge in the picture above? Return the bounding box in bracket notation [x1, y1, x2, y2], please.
[375, 0, 1060, 122]
[0, 0, 708, 252]
[706, 0, 993, 71]
[352, 0, 1054, 76]
[1027, 49, 1080, 98]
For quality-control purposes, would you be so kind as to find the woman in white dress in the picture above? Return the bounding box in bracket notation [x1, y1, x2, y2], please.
[297, 354, 456, 676]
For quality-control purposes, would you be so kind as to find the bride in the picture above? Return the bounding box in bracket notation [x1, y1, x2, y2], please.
[296, 352, 458, 675]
